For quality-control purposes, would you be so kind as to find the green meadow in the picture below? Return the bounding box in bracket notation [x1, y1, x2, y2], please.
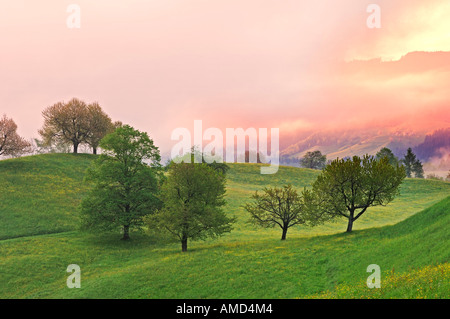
[0, 154, 449, 298]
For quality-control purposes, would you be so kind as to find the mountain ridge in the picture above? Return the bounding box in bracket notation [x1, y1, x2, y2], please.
[280, 126, 450, 167]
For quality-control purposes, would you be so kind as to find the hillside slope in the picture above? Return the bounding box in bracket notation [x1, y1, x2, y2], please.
[2, 155, 449, 240]
[1, 154, 450, 239]
[1, 195, 448, 298]
[0, 154, 95, 239]
[0, 154, 449, 298]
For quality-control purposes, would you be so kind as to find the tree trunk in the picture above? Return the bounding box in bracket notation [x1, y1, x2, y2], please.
[73, 142, 79, 154]
[346, 218, 353, 232]
[122, 225, 130, 240]
[181, 237, 188, 252]
[281, 226, 288, 240]
[346, 211, 354, 232]
[92, 147, 97, 155]
[345, 210, 355, 233]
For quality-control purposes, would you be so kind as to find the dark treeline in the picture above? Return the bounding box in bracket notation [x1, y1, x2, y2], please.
[413, 128, 450, 161]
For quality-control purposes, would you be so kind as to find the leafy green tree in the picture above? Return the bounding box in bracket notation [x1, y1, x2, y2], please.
[412, 159, 424, 178]
[376, 147, 399, 166]
[173, 146, 230, 174]
[244, 184, 319, 240]
[401, 147, 425, 178]
[304, 155, 406, 232]
[426, 174, 443, 181]
[299, 151, 327, 170]
[401, 148, 416, 178]
[80, 125, 163, 240]
[150, 161, 234, 252]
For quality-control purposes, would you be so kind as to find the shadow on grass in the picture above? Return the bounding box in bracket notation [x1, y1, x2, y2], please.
[78, 230, 176, 250]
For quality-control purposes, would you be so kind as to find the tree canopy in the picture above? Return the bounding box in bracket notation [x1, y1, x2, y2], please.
[304, 155, 406, 232]
[401, 148, 424, 178]
[80, 125, 163, 240]
[39, 98, 114, 154]
[244, 184, 319, 240]
[375, 147, 399, 166]
[150, 160, 235, 252]
[85, 102, 115, 154]
[0, 114, 31, 157]
[299, 151, 327, 170]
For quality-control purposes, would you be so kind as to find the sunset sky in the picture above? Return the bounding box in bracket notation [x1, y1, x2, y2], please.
[1, 0, 450, 153]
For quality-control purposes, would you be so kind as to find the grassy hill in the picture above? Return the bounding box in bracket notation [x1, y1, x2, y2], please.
[0, 154, 449, 298]
[0, 154, 96, 240]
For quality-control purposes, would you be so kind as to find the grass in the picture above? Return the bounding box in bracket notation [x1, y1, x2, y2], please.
[309, 263, 450, 299]
[0, 154, 449, 298]
[0, 154, 95, 239]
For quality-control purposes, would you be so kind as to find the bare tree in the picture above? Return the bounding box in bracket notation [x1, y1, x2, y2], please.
[0, 114, 31, 157]
[244, 184, 314, 240]
[39, 98, 91, 154]
[85, 102, 114, 154]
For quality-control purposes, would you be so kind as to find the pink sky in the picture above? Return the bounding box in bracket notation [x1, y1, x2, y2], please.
[1, 0, 450, 153]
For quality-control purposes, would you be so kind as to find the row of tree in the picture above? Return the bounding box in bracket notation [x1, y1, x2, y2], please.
[1, 110, 445, 250]
[245, 155, 406, 239]
[80, 125, 407, 249]
[375, 147, 424, 178]
[298, 147, 424, 178]
[0, 98, 119, 157]
[39, 98, 120, 154]
[80, 126, 234, 251]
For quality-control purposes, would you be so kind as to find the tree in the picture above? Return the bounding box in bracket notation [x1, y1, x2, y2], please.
[375, 147, 399, 166]
[85, 102, 114, 154]
[150, 160, 235, 252]
[243, 184, 317, 240]
[39, 98, 116, 154]
[80, 125, 163, 240]
[446, 170, 450, 182]
[426, 174, 443, 181]
[0, 114, 31, 156]
[174, 147, 230, 175]
[401, 148, 416, 178]
[412, 159, 424, 178]
[304, 155, 406, 233]
[32, 138, 72, 154]
[39, 98, 91, 154]
[241, 150, 264, 163]
[195, 148, 230, 174]
[299, 151, 327, 170]
[401, 147, 426, 178]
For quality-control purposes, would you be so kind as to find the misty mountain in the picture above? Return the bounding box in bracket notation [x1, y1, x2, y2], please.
[413, 128, 450, 161]
[280, 127, 450, 164]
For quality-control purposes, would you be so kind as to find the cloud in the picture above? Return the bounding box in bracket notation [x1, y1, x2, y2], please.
[344, 0, 450, 61]
[0, 1, 449, 153]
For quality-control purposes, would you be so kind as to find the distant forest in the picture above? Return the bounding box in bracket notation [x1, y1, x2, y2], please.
[413, 128, 450, 161]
